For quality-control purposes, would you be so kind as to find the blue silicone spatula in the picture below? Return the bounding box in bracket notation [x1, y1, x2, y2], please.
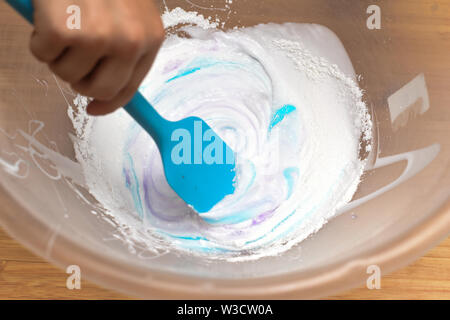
[6, 0, 236, 213]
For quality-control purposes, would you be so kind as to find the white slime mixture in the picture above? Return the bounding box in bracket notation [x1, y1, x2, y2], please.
[70, 9, 372, 261]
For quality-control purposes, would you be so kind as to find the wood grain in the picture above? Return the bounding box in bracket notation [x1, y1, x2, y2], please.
[0, 226, 448, 299]
[0, 227, 128, 300]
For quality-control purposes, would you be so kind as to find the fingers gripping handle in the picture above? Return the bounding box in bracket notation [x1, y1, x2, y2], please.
[5, 0, 168, 144]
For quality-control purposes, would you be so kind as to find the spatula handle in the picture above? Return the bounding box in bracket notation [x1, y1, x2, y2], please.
[124, 92, 170, 144]
[5, 0, 33, 23]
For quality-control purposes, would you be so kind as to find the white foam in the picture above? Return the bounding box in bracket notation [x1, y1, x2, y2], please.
[69, 10, 372, 261]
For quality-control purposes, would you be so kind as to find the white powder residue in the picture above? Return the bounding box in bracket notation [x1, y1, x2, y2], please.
[162, 7, 218, 29]
[273, 38, 373, 151]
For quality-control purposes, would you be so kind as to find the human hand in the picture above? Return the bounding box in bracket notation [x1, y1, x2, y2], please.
[30, 0, 164, 115]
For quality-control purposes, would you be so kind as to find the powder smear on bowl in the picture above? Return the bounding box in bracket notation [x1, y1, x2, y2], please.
[69, 8, 372, 261]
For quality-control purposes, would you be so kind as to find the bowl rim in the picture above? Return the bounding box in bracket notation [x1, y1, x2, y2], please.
[0, 183, 448, 299]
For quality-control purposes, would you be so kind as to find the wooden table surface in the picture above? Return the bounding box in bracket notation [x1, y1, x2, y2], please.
[0, 226, 448, 299]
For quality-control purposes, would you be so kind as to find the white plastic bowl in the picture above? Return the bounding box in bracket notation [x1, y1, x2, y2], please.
[0, 0, 449, 298]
